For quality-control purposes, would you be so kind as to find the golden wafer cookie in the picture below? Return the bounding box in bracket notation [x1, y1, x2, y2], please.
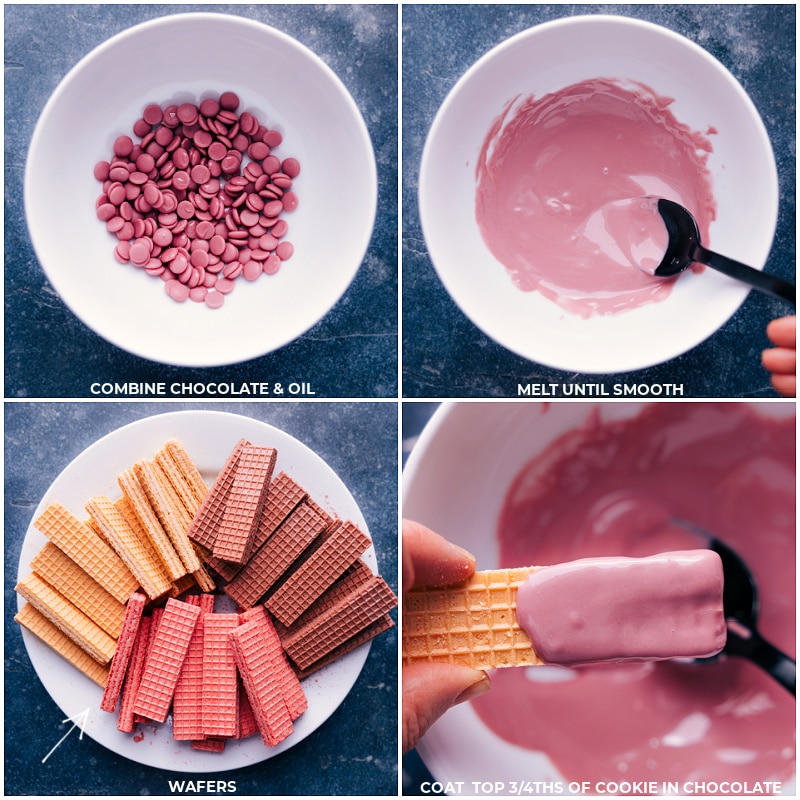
[118, 468, 186, 581]
[134, 459, 202, 573]
[86, 496, 173, 600]
[15, 603, 110, 687]
[161, 439, 209, 510]
[15, 573, 118, 664]
[34, 502, 139, 604]
[30, 542, 127, 639]
[402, 567, 544, 669]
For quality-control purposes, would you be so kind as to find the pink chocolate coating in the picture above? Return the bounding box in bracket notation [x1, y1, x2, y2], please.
[475, 78, 717, 318]
[516, 550, 725, 665]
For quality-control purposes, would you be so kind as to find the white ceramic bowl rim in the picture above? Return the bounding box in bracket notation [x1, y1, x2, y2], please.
[419, 14, 779, 374]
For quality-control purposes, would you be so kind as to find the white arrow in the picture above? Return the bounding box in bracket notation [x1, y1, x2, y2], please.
[41, 707, 90, 763]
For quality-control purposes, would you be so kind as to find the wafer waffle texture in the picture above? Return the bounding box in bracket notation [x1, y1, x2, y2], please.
[30, 543, 127, 639]
[86, 495, 174, 600]
[212, 444, 276, 564]
[132, 598, 201, 723]
[265, 520, 371, 627]
[15, 572, 118, 665]
[402, 567, 545, 670]
[14, 603, 110, 687]
[100, 591, 147, 712]
[33, 502, 139, 604]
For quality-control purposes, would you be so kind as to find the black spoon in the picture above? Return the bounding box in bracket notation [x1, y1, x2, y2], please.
[690, 535, 795, 696]
[655, 198, 795, 306]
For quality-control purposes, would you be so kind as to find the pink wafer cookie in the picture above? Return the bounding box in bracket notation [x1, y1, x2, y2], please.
[100, 592, 147, 712]
[230, 618, 294, 747]
[224, 501, 332, 609]
[237, 674, 259, 739]
[266, 520, 371, 626]
[173, 594, 215, 741]
[132, 598, 200, 723]
[212, 444, 276, 564]
[186, 439, 248, 549]
[239, 606, 307, 719]
[133, 607, 163, 723]
[192, 738, 226, 752]
[201, 613, 241, 738]
[117, 615, 151, 732]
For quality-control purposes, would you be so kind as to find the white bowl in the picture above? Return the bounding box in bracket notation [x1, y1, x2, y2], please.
[403, 402, 795, 794]
[419, 15, 779, 373]
[25, 12, 376, 367]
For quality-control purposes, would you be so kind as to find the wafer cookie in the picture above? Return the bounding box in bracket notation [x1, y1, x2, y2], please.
[15, 603, 110, 687]
[239, 606, 307, 719]
[402, 567, 543, 669]
[117, 614, 151, 732]
[230, 618, 294, 747]
[192, 738, 226, 752]
[212, 444, 277, 564]
[158, 439, 208, 515]
[30, 542, 127, 639]
[224, 501, 332, 609]
[132, 598, 201, 723]
[15, 573, 118, 664]
[118, 468, 186, 581]
[266, 520, 371, 626]
[134, 459, 202, 573]
[86, 496, 174, 600]
[205, 471, 308, 582]
[100, 591, 147, 712]
[173, 594, 215, 740]
[34, 502, 139, 604]
[186, 439, 249, 549]
[237, 674, 259, 739]
[274, 559, 375, 640]
[133, 606, 164, 723]
[282, 575, 397, 670]
[201, 613, 241, 738]
[294, 614, 394, 679]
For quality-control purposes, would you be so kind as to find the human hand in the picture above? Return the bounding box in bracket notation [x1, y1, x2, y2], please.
[402, 519, 491, 753]
[762, 315, 796, 397]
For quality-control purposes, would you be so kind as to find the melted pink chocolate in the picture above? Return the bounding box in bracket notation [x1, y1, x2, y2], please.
[516, 550, 726, 665]
[475, 78, 717, 317]
[472, 404, 795, 791]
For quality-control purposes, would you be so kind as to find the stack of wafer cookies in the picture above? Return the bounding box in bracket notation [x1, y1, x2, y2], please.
[15, 434, 398, 755]
[14, 439, 218, 686]
[402, 567, 545, 669]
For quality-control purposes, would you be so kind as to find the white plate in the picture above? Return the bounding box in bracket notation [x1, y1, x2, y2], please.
[25, 13, 377, 366]
[16, 410, 376, 772]
[419, 16, 779, 373]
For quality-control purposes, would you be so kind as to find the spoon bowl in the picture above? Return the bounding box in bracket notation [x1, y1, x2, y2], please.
[674, 524, 796, 695]
[655, 198, 795, 305]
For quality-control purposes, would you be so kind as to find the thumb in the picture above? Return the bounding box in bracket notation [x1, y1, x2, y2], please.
[403, 662, 490, 752]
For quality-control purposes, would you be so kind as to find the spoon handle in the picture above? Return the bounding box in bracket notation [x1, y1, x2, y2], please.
[727, 628, 796, 696]
[693, 245, 795, 306]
